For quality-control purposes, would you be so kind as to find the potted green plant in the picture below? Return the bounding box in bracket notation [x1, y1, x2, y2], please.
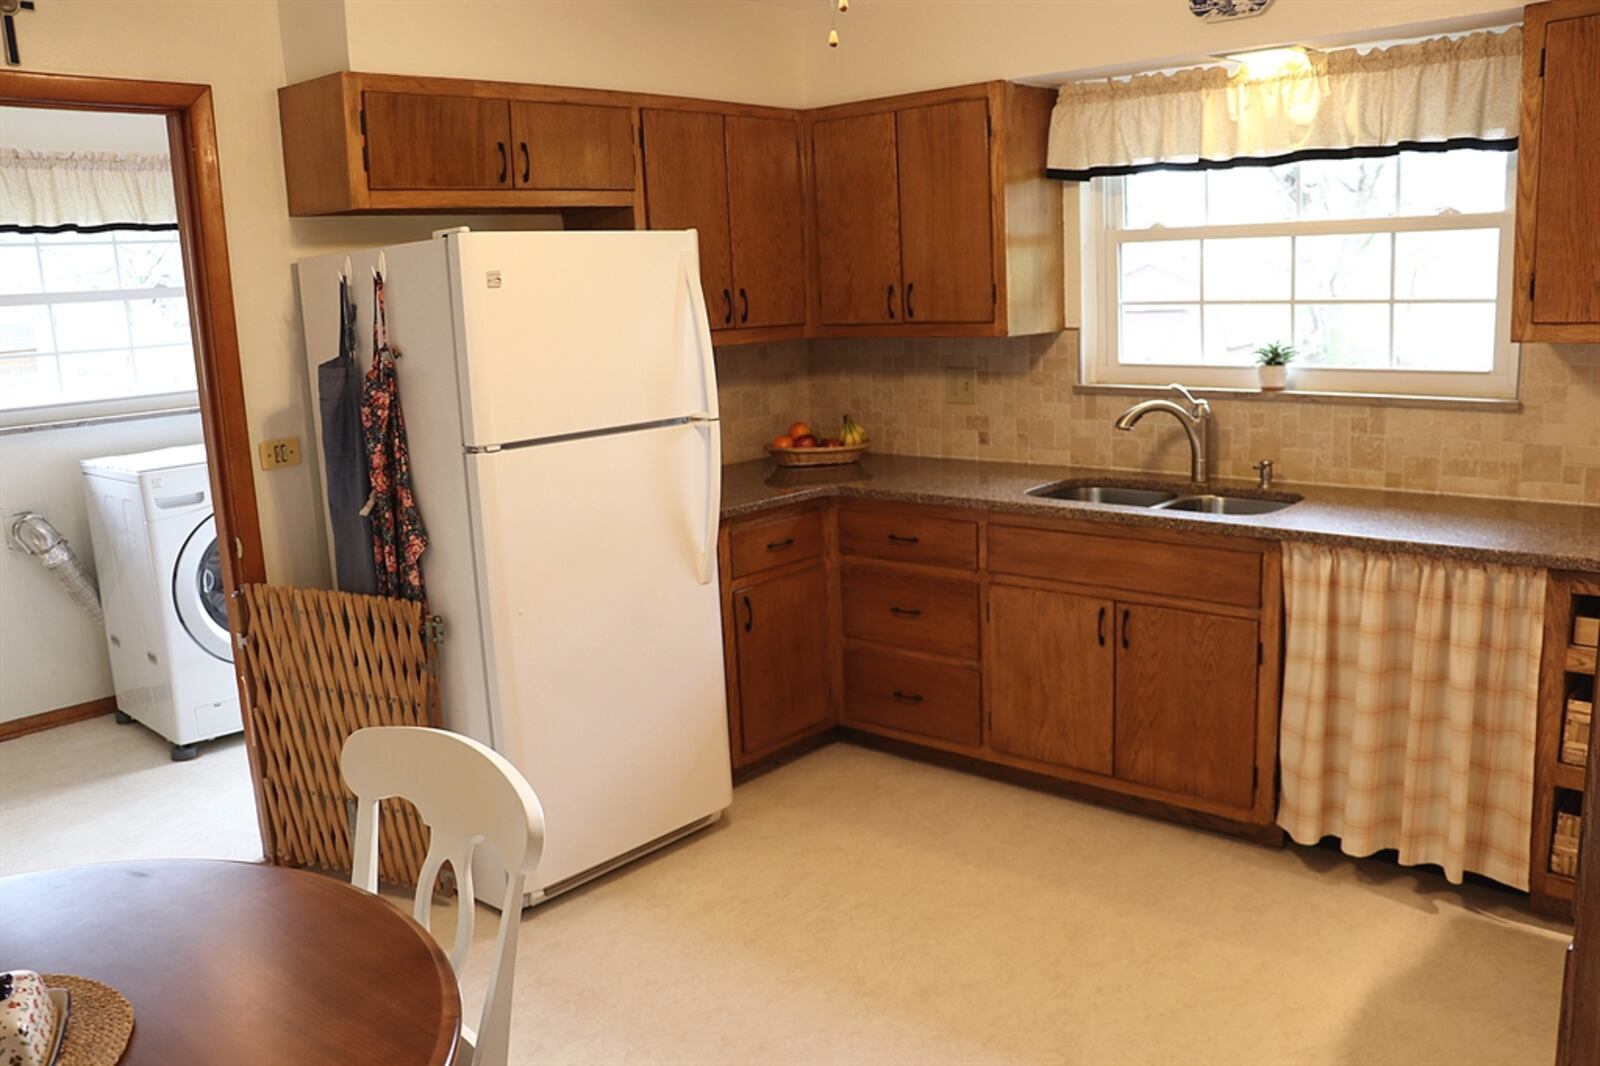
[1254, 341, 1296, 391]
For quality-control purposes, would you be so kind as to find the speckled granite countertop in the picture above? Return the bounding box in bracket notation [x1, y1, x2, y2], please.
[722, 453, 1600, 572]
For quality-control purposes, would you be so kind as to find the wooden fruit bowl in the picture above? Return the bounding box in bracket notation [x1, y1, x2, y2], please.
[765, 441, 869, 467]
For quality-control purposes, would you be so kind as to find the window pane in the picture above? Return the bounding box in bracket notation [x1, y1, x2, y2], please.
[1399, 149, 1509, 215]
[51, 301, 129, 352]
[1202, 237, 1291, 300]
[1122, 171, 1206, 229]
[0, 354, 61, 410]
[1206, 165, 1297, 224]
[0, 246, 42, 295]
[0, 304, 53, 357]
[128, 297, 191, 346]
[57, 349, 135, 401]
[1121, 241, 1199, 301]
[1121, 304, 1200, 364]
[1393, 229, 1499, 300]
[1394, 303, 1496, 371]
[116, 240, 186, 288]
[1294, 303, 1390, 368]
[132, 343, 198, 394]
[1298, 157, 1397, 220]
[38, 242, 118, 292]
[1203, 304, 1290, 366]
[1295, 233, 1391, 300]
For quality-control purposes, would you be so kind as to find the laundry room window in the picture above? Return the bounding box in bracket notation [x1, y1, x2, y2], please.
[0, 228, 197, 425]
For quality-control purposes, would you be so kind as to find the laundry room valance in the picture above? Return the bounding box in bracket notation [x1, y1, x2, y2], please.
[1046, 27, 1522, 180]
[0, 149, 177, 232]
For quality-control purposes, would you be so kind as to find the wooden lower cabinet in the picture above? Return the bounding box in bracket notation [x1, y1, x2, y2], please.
[1113, 603, 1260, 810]
[731, 560, 834, 758]
[987, 585, 1114, 775]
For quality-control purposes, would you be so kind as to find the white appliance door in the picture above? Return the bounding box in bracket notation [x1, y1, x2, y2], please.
[467, 419, 730, 890]
[449, 231, 717, 448]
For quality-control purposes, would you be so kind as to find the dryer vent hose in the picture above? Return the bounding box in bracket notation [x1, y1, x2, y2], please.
[9, 512, 104, 624]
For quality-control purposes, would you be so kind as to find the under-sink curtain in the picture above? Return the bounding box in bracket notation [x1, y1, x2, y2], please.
[1277, 543, 1545, 891]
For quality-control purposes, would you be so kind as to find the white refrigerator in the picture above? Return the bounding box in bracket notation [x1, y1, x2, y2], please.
[295, 230, 731, 906]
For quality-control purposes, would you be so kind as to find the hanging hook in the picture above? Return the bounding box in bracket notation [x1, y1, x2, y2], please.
[374, 249, 387, 282]
[340, 255, 352, 283]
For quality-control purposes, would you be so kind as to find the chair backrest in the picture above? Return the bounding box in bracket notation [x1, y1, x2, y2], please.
[341, 726, 544, 1066]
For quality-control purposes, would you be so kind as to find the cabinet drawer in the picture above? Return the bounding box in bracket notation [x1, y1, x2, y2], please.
[987, 525, 1261, 609]
[842, 566, 979, 658]
[838, 507, 978, 570]
[845, 649, 980, 746]
[729, 510, 824, 578]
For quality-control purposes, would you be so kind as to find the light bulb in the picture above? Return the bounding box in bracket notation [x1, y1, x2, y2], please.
[828, 27, 840, 47]
[1223, 46, 1313, 80]
[837, 0, 849, 11]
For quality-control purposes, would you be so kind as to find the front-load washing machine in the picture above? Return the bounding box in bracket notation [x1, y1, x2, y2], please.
[81, 444, 241, 759]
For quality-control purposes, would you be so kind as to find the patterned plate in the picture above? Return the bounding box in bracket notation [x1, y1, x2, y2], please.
[1190, 0, 1274, 20]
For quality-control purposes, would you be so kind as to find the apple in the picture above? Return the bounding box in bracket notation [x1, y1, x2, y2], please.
[793, 435, 818, 448]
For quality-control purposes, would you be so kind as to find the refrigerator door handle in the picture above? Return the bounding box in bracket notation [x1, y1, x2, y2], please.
[682, 251, 718, 421]
[694, 419, 721, 585]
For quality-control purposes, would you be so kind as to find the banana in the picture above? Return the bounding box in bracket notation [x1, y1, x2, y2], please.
[840, 415, 867, 447]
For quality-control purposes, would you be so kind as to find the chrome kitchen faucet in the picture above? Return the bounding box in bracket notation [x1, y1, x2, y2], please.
[1113, 383, 1212, 484]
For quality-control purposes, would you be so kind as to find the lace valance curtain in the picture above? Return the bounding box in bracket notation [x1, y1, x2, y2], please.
[0, 149, 177, 232]
[1047, 28, 1523, 179]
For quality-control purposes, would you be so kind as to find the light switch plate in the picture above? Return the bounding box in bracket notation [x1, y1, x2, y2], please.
[258, 437, 302, 470]
[945, 367, 978, 406]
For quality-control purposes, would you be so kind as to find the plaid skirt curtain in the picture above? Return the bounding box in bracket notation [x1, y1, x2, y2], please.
[1277, 543, 1545, 890]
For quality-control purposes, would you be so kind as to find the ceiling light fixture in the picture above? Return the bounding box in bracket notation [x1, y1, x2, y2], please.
[828, 0, 848, 48]
[1220, 45, 1315, 79]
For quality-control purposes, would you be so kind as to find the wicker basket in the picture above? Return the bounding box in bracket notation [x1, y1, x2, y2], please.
[1552, 811, 1582, 878]
[765, 442, 868, 468]
[1563, 697, 1593, 767]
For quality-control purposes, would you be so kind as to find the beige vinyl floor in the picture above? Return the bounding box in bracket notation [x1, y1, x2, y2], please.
[0, 716, 1573, 1065]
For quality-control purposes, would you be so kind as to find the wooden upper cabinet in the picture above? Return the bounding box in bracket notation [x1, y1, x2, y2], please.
[895, 99, 996, 324]
[510, 102, 634, 190]
[640, 109, 736, 328]
[725, 115, 807, 330]
[811, 111, 903, 325]
[1515, 0, 1600, 341]
[1113, 603, 1259, 812]
[987, 585, 1114, 775]
[363, 92, 511, 191]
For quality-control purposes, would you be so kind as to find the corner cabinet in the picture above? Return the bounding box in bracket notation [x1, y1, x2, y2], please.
[805, 82, 1063, 338]
[1513, 0, 1600, 342]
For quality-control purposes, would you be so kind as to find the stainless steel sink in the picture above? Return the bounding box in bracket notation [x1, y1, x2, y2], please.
[1156, 494, 1295, 515]
[1028, 484, 1177, 507]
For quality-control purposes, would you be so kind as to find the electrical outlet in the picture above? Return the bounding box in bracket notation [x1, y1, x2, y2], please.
[944, 367, 978, 406]
[258, 437, 302, 470]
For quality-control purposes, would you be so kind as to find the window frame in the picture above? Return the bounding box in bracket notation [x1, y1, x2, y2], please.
[0, 228, 200, 429]
[1079, 154, 1521, 401]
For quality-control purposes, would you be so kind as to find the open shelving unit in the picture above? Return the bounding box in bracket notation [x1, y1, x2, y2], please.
[1531, 571, 1600, 919]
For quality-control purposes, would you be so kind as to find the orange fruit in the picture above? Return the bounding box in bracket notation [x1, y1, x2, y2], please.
[787, 421, 812, 440]
[772, 434, 794, 449]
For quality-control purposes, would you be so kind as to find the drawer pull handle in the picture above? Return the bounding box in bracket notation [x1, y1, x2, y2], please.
[892, 690, 924, 704]
[722, 289, 733, 325]
[886, 533, 920, 546]
[1097, 606, 1106, 647]
[1120, 608, 1131, 650]
[496, 141, 508, 184]
[890, 606, 922, 618]
[766, 537, 796, 551]
[519, 141, 531, 184]
[886, 283, 896, 320]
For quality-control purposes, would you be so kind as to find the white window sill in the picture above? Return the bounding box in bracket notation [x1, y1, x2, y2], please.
[1072, 382, 1521, 412]
[0, 401, 201, 436]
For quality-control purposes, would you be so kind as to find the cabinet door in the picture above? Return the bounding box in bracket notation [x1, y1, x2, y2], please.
[364, 92, 511, 190]
[895, 99, 995, 324]
[641, 109, 736, 330]
[510, 102, 634, 190]
[1114, 603, 1259, 810]
[987, 585, 1114, 774]
[811, 111, 902, 325]
[1526, 6, 1600, 331]
[733, 563, 833, 756]
[725, 115, 807, 329]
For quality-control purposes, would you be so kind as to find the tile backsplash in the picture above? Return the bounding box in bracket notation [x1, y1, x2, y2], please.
[718, 333, 1600, 505]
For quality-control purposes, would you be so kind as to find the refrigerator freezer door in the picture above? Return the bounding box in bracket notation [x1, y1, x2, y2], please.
[467, 420, 731, 891]
[449, 231, 718, 448]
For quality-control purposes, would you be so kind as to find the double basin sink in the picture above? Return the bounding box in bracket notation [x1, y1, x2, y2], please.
[1028, 482, 1299, 515]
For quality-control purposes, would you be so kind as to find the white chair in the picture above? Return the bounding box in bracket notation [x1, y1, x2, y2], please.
[341, 726, 545, 1066]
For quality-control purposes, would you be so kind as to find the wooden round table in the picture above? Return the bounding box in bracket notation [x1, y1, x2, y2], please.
[0, 859, 460, 1065]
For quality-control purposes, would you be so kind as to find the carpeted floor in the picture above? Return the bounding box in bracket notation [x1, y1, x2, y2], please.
[0, 719, 1571, 1064]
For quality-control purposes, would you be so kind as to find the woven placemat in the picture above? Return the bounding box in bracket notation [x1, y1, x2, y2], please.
[40, 975, 132, 1066]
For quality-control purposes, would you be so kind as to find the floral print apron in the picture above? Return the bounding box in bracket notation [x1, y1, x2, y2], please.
[359, 271, 429, 605]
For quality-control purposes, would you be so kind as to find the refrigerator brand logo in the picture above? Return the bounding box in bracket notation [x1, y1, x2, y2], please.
[485, 270, 503, 289]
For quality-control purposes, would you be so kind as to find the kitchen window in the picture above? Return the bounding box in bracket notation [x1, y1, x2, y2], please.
[1080, 148, 1519, 400]
[0, 228, 196, 425]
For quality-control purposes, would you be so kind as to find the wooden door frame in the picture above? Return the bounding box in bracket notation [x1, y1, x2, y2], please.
[0, 71, 271, 848]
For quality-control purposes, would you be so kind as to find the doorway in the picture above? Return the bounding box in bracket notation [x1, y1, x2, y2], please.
[0, 72, 266, 870]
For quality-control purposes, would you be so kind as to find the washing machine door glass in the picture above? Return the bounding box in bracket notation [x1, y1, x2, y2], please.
[174, 515, 233, 663]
